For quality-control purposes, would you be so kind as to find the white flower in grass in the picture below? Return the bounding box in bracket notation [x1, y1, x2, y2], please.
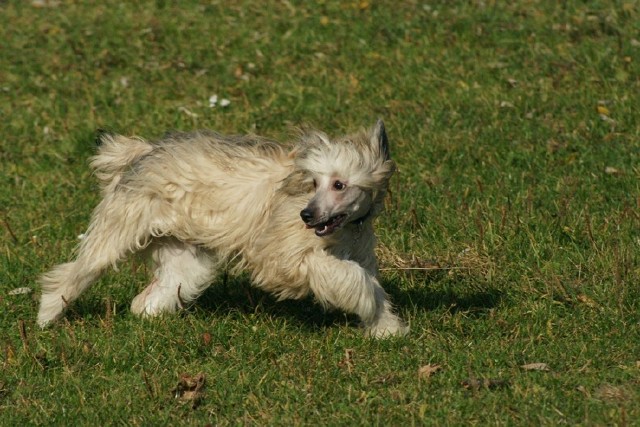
[8, 287, 32, 295]
[209, 95, 230, 108]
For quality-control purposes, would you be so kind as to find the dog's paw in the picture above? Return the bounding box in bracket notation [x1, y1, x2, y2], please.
[130, 280, 183, 316]
[36, 310, 61, 328]
[365, 314, 409, 339]
[37, 293, 67, 328]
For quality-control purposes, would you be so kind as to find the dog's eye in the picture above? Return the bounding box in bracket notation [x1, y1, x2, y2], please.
[312, 179, 317, 189]
[333, 181, 346, 191]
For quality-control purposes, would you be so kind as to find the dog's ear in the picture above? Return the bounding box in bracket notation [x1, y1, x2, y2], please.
[281, 169, 314, 195]
[372, 119, 390, 160]
[95, 128, 115, 146]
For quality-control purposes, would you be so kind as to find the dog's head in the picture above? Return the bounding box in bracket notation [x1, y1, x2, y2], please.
[289, 120, 396, 237]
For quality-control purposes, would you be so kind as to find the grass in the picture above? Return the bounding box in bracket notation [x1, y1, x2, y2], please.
[1, 0, 639, 425]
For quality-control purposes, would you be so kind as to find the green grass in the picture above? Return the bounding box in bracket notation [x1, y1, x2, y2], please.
[1, 0, 639, 425]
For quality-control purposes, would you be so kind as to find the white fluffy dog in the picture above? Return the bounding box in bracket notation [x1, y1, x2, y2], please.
[38, 120, 408, 338]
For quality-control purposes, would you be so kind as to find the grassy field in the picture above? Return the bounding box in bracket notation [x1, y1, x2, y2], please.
[1, 0, 639, 425]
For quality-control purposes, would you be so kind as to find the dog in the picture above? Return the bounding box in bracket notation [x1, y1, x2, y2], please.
[37, 120, 408, 338]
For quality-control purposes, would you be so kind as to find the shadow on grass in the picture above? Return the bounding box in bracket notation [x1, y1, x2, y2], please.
[66, 272, 503, 331]
[197, 273, 505, 327]
[65, 275, 354, 333]
[384, 274, 504, 316]
[196, 275, 356, 333]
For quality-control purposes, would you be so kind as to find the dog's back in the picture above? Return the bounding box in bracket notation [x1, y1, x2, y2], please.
[94, 131, 296, 250]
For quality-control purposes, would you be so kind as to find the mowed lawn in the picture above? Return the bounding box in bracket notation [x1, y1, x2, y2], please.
[1, 1, 639, 425]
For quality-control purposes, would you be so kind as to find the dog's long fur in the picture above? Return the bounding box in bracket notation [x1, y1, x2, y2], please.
[38, 120, 408, 338]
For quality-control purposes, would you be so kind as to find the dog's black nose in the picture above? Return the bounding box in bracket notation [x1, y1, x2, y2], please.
[300, 208, 314, 224]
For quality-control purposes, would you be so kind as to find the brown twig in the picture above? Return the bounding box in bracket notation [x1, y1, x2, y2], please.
[141, 369, 156, 399]
[379, 266, 468, 272]
[18, 320, 29, 352]
[2, 214, 18, 244]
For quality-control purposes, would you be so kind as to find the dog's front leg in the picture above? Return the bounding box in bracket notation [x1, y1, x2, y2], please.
[305, 252, 408, 338]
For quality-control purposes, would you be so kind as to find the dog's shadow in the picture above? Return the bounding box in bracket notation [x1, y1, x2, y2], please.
[385, 274, 504, 316]
[67, 273, 503, 331]
[195, 273, 504, 329]
[195, 275, 355, 332]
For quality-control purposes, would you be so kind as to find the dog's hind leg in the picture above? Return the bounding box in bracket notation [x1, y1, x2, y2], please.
[37, 193, 155, 327]
[130, 239, 216, 317]
[305, 253, 408, 338]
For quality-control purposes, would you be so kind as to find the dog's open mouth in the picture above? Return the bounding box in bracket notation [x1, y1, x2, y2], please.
[306, 214, 347, 237]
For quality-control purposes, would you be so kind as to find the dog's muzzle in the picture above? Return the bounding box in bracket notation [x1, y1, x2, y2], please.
[300, 209, 347, 237]
[300, 208, 315, 224]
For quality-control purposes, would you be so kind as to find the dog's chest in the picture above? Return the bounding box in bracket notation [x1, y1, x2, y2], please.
[327, 225, 374, 260]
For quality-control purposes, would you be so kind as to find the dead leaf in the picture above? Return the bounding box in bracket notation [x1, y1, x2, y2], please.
[520, 362, 550, 372]
[81, 341, 93, 355]
[234, 65, 244, 79]
[604, 166, 623, 176]
[596, 105, 610, 115]
[348, 74, 360, 90]
[202, 332, 212, 346]
[4, 344, 16, 365]
[595, 384, 630, 403]
[418, 364, 442, 380]
[599, 114, 616, 125]
[172, 373, 206, 408]
[576, 294, 598, 308]
[32, 0, 60, 7]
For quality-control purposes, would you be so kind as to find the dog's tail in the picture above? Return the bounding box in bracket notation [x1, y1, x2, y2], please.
[91, 131, 154, 190]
